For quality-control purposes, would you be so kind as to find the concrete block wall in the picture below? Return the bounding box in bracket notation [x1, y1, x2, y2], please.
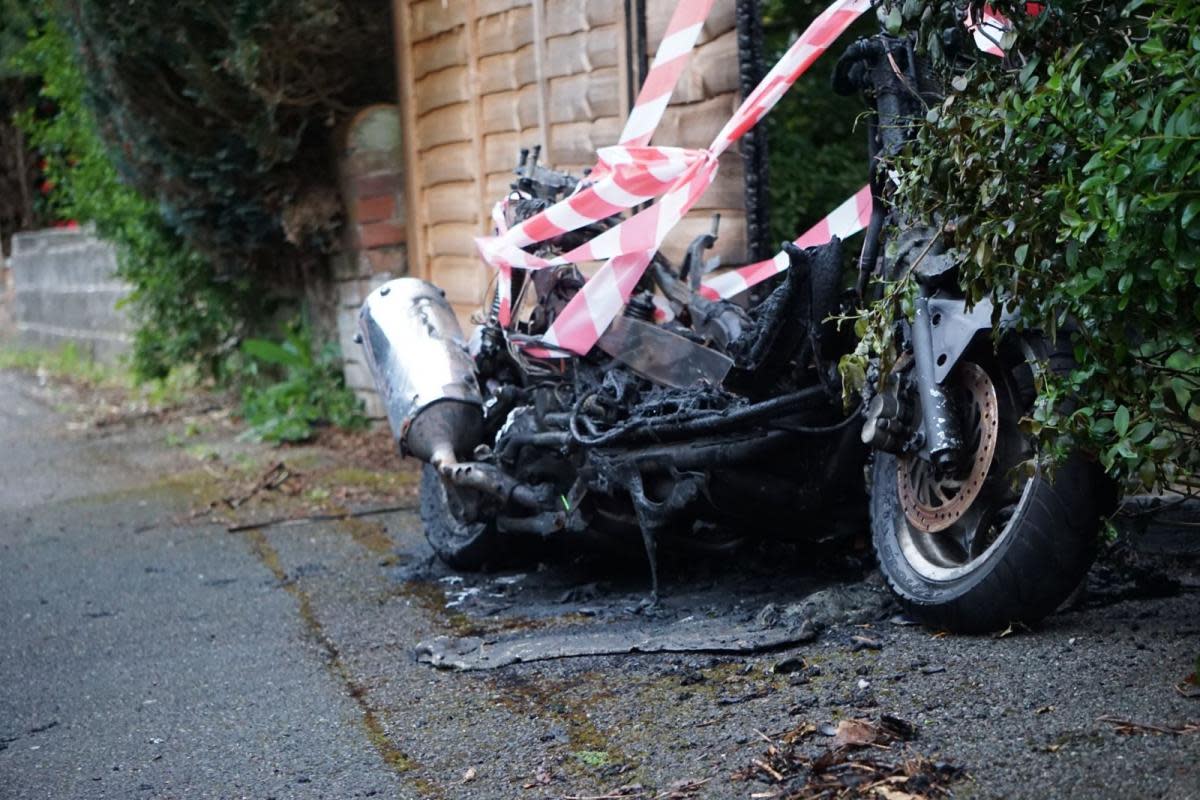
[335, 105, 409, 419]
[8, 229, 133, 362]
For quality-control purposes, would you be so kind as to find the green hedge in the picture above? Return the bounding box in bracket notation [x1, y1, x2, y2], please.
[11, 20, 245, 379]
[60, 0, 393, 264]
[865, 0, 1200, 493]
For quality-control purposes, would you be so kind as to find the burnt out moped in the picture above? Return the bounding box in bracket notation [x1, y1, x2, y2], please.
[357, 9, 1110, 632]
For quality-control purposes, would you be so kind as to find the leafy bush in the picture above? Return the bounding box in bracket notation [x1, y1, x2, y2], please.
[60, 0, 393, 264]
[6, 4, 380, 440]
[239, 320, 365, 443]
[866, 0, 1200, 493]
[10, 19, 247, 380]
[0, 2, 42, 246]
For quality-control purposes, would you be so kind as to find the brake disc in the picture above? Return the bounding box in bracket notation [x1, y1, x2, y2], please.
[897, 361, 999, 533]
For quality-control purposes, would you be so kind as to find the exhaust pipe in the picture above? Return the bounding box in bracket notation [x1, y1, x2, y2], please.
[358, 278, 483, 464]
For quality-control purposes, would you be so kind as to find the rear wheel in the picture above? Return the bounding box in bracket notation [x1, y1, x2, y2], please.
[870, 336, 1108, 633]
[419, 464, 516, 570]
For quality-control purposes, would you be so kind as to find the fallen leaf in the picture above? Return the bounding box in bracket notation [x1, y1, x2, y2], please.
[735, 724, 964, 798]
[460, 766, 476, 783]
[995, 621, 1029, 639]
[833, 719, 881, 748]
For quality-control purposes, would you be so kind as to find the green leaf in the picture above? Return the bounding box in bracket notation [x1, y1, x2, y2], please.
[884, 6, 902, 35]
[1148, 435, 1173, 453]
[242, 338, 305, 368]
[1164, 221, 1178, 255]
[1183, 200, 1200, 230]
[1114, 405, 1130, 437]
[1128, 421, 1155, 444]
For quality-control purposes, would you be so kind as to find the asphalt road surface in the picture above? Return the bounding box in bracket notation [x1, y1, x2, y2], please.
[2, 369, 1198, 799]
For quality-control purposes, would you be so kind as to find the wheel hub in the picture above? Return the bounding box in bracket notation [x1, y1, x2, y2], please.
[897, 361, 999, 533]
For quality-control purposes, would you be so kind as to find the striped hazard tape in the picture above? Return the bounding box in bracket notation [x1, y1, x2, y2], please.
[619, 0, 720, 148]
[539, 0, 873, 352]
[699, 185, 874, 300]
[965, 4, 1043, 58]
[480, 0, 1028, 354]
[483, 0, 719, 326]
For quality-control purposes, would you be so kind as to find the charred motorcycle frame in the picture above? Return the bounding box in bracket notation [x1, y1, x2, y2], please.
[358, 12, 1109, 632]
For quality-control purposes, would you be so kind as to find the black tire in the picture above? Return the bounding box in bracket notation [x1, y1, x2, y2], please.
[870, 336, 1108, 633]
[419, 464, 520, 571]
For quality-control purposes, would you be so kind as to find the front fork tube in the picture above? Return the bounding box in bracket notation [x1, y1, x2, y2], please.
[911, 294, 963, 475]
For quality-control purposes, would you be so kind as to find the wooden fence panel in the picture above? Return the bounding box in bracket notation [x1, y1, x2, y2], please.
[395, 0, 749, 321]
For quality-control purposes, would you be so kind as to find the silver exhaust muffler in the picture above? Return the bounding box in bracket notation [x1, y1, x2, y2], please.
[358, 278, 483, 465]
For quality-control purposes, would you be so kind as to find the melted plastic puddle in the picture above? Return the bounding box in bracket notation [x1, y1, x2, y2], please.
[416, 618, 820, 670]
[412, 576, 891, 671]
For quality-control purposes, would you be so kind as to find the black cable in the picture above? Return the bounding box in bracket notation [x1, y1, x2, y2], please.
[768, 402, 865, 434]
[569, 385, 832, 447]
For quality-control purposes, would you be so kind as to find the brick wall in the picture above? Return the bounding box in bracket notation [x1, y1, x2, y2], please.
[7, 229, 132, 362]
[335, 105, 409, 419]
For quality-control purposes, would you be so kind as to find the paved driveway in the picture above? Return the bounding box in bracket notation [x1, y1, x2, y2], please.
[1, 370, 1197, 799]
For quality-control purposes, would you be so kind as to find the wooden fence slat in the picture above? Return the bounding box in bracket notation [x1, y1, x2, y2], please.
[544, 25, 619, 79]
[413, 66, 471, 116]
[477, 5, 535, 56]
[644, 0, 735, 47]
[415, 103, 475, 149]
[412, 35, 469, 80]
[411, 0, 468, 41]
[419, 142, 478, 185]
[547, 68, 620, 124]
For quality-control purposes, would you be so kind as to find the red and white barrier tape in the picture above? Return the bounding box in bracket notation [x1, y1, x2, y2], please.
[475, 0, 873, 352]
[490, 194, 515, 324]
[964, 4, 1011, 56]
[965, 4, 1042, 58]
[699, 185, 873, 300]
[483, 0, 1026, 353]
[619, 0, 719, 148]
[485, 0, 721, 328]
